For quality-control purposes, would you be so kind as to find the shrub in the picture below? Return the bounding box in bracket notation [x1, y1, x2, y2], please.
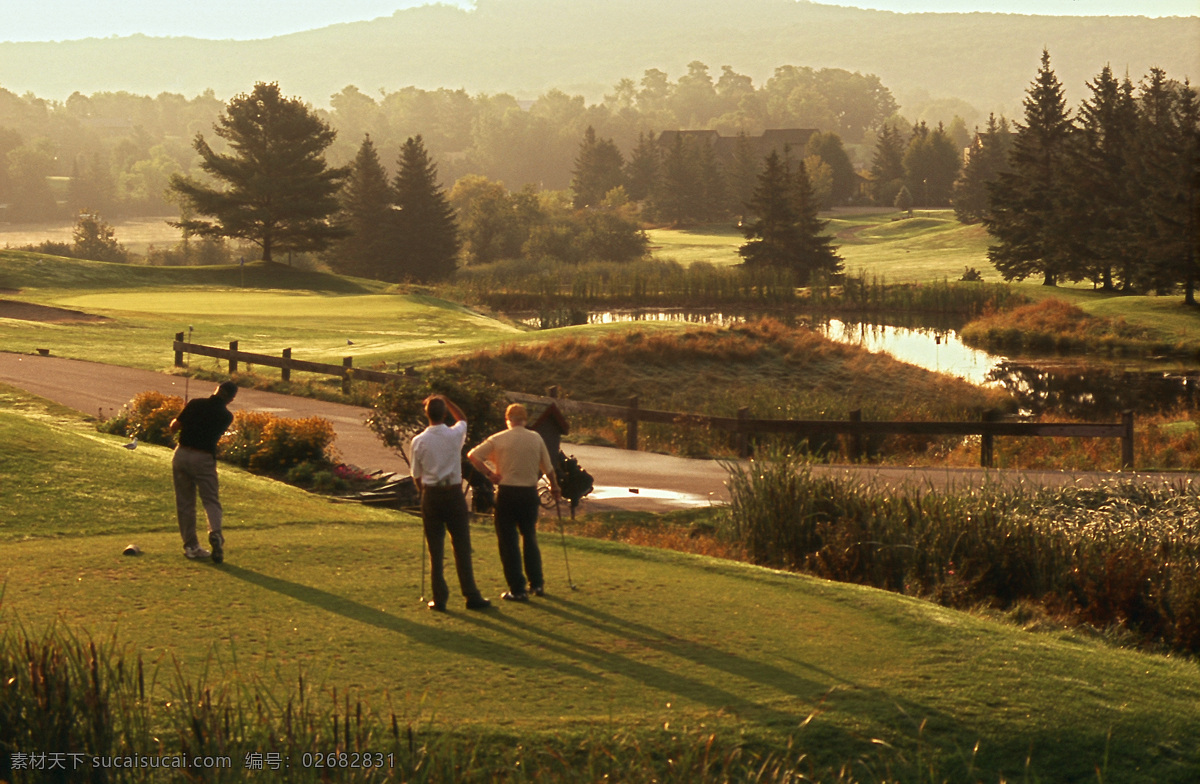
[100, 393, 339, 478]
[367, 369, 507, 466]
[219, 411, 338, 474]
[100, 391, 184, 446]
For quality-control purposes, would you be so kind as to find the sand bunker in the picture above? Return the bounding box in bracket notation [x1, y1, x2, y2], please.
[0, 299, 109, 323]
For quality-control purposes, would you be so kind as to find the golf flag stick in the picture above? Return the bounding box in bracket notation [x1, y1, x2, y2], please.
[554, 498, 577, 590]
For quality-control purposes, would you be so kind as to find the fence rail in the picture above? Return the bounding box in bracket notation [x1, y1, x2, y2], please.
[173, 335, 1136, 469]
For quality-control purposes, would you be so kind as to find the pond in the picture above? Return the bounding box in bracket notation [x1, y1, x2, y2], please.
[516, 308, 1200, 420]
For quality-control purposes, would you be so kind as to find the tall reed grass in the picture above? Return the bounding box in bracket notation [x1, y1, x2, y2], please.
[446, 260, 1024, 319]
[724, 451, 1200, 653]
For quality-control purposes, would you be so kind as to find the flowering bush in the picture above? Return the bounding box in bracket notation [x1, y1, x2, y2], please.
[219, 412, 338, 473]
[102, 391, 339, 478]
[100, 391, 183, 446]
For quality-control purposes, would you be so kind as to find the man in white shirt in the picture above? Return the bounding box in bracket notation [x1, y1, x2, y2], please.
[410, 394, 491, 612]
[468, 403, 561, 601]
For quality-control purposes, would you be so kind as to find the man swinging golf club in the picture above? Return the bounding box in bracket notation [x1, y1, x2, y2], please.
[468, 403, 561, 601]
[410, 394, 491, 612]
[169, 381, 237, 563]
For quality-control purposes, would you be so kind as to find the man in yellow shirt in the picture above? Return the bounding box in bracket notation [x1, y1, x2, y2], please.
[468, 403, 561, 601]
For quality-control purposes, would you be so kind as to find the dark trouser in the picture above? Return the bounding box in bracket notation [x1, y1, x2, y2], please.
[494, 485, 543, 594]
[172, 446, 222, 549]
[421, 485, 483, 606]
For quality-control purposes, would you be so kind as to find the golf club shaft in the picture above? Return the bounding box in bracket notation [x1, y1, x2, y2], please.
[554, 498, 575, 588]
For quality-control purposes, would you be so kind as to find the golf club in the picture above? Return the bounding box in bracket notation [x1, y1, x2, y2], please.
[554, 498, 578, 590]
[420, 530, 427, 603]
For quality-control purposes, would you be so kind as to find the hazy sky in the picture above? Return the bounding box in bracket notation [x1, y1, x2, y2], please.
[2, 0, 1196, 42]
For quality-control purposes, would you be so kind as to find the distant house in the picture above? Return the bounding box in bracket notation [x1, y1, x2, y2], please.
[657, 128, 817, 166]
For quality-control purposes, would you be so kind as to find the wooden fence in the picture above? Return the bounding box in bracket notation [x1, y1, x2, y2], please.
[173, 334, 1136, 469]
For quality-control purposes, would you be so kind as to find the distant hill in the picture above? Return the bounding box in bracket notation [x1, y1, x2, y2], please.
[0, 0, 1194, 116]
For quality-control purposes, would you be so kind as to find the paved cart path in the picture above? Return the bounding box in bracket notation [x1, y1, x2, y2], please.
[2, 352, 1195, 511]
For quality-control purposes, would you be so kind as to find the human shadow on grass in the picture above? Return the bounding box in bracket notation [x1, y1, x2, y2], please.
[532, 596, 959, 738]
[220, 564, 596, 679]
[457, 600, 822, 728]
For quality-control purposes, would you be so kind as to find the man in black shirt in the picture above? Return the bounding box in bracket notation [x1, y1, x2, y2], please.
[169, 381, 238, 563]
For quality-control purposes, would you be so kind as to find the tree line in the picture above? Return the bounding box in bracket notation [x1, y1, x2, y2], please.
[967, 52, 1197, 304]
[0, 63, 897, 224]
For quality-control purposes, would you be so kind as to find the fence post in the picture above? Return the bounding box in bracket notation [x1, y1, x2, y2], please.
[174, 332, 184, 367]
[281, 348, 291, 382]
[1121, 410, 1134, 470]
[342, 356, 353, 395]
[980, 409, 998, 467]
[228, 340, 238, 374]
[848, 409, 863, 462]
[626, 395, 639, 451]
[548, 385, 560, 399]
[736, 406, 750, 458]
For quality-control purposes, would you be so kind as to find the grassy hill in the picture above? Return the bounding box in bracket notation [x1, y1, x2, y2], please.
[3, 386, 1199, 781]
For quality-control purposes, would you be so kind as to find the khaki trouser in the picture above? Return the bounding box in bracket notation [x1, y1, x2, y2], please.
[172, 446, 223, 549]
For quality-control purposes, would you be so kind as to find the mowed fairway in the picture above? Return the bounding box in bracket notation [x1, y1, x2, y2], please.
[648, 209, 998, 283]
[4, 390, 1200, 780]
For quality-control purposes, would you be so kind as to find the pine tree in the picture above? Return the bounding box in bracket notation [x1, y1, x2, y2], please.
[985, 50, 1076, 286]
[739, 151, 841, 283]
[169, 82, 348, 263]
[1070, 66, 1140, 290]
[952, 114, 1013, 225]
[570, 126, 626, 209]
[624, 131, 660, 202]
[328, 135, 396, 279]
[392, 135, 460, 282]
[869, 123, 906, 206]
[726, 132, 761, 217]
[649, 134, 699, 225]
[1134, 71, 1199, 303]
[903, 122, 961, 207]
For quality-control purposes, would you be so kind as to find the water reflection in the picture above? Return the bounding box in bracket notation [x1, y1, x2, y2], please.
[813, 318, 1000, 386]
[514, 308, 1200, 419]
[988, 362, 1200, 419]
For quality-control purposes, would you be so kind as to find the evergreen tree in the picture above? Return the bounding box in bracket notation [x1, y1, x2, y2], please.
[71, 210, 128, 263]
[649, 134, 699, 225]
[952, 114, 1013, 224]
[869, 123, 906, 206]
[726, 132, 761, 217]
[985, 50, 1076, 286]
[624, 131, 660, 202]
[1134, 70, 1200, 304]
[739, 151, 841, 283]
[694, 135, 727, 222]
[169, 82, 348, 263]
[1070, 66, 1140, 290]
[392, 135, 460, 282]
[329, 135, 396, 279]
[903, 122, 961, 207]
[570, 126, 626, 209]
